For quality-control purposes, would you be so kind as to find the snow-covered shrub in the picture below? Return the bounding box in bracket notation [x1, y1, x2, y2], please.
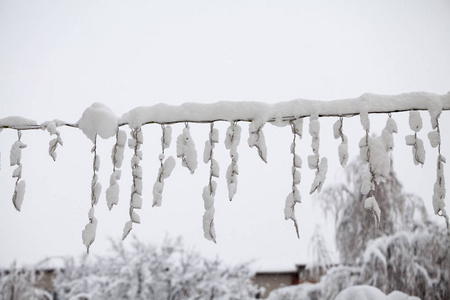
[360, 223, 450, 300]
[53, 237, 261, 300]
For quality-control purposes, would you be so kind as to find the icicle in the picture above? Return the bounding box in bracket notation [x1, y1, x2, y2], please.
[284, 120, 303, 238]
[309, 115, 327, 194]
[248, 119, 267, 163]
[405, 111, 426, 165]
[106, 129, 126, 210]
[202, 123, 218, 242]
[82, 134, 101, 253]
[225, 122, 241, 200]
[176, 123, 198, 174]
[153, 125, 175, 207]
[10, 130, 27, 211]
[123, 127, 143, 240]
[333, 117, 348, 166]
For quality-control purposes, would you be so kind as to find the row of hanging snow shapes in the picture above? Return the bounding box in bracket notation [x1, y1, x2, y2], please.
[3, 111, 448, 252]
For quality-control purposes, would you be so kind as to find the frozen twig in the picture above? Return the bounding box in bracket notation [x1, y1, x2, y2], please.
[176, 123, 197, 174]
[308, 115, 327, 194]
[429, 114, 449, 228]
[41, 120, 64, 161]
[82, 134, 101, 253]
[284, 119, 303, 238]
[225, 122, 241, 201]
[202, 123, 219, 243]
[248, 120, 267, 163]
[10, 130, 27, 211]
[106, 128, 126, 210]
[405, 111, 425, 165]
[333, 117, 348, 166]
[153, 125, 175, 207]
[122, 127, 144, 240]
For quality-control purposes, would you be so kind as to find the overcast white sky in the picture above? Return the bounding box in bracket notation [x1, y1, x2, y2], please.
[1, 0, 449, 271]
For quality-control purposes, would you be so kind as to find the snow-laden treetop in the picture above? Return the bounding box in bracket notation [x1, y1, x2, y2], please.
[1, 91, 449, 252]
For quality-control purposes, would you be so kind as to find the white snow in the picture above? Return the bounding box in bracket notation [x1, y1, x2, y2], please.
[81, 218, 97, 252]
[122, 220, 133, 240]
[111, 129, 126, 169]
[310, 157, 328, 194]
[385, 117, 398, 134]
[93, 182, 101, 205]
[338, 141, 349, 166]
[162, 125, 172, 148]
[10, 140, 26, 166]
[428, 130, 440, 148]
[12, 165, 22, 178]
[292, 118, 303, 137]
[248, 120, 268, 163]
[308, 154, 319, 169]
[131, 210, 140, 223]
[161, 156, 176, 179]
[294, 154, 302, 168]
[284, 193, 296, 220]
[132, 193, 143, 209]
[360, 109, 370, 131]
[13, 180, 26, 211]
[152, 181, 163, 207]
[335, 285, 422, 300]
[202, 207, 216, 242]
[361, 172, 374, 195]
[225, 123, 241, 149]
[409, 111, 422, 132]
[387, 291, 421, 300]
[106, 181, 119, 210]
[333, 118, 342, 139]
[427, 95, 443, 129]
[293, 168, 301, 184]
[176, 126, 198, 173]
[0, 116, 37, 127]
[335, 285, 386, 300]
[225, 123, 241, 200]
[78, 103, 118, 142]
[432, 155, 446, 216]
[203, 141, 212, 163]
[117, 92, 450, 127]
[365, 196, 381, 226]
